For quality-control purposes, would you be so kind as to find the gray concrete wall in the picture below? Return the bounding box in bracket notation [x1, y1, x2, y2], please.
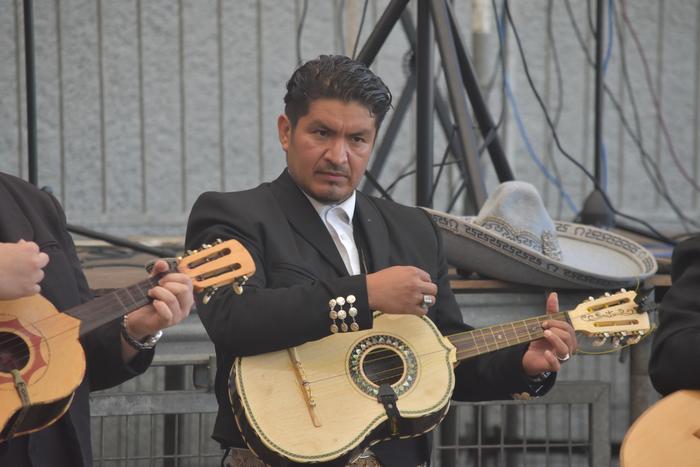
[1, 0, 698, 237]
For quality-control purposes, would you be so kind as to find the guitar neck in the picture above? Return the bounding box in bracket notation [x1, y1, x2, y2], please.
[63, 273, 165, 336]
[447, 311, 569, 361]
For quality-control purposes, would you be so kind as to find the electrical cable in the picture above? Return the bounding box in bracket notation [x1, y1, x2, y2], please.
[351, 0, 370, 60]
[611, 5, 698, 231]
[619, 0, 700, 193]
[295, 0, 309, 66]
[493, 0, 579, 215]
[564, 0, 698, 231]
[429, 126, 458, 206]
[503, 0, 675, 245]
[337, 0, 346, 56]
[545, 0, 567, 217]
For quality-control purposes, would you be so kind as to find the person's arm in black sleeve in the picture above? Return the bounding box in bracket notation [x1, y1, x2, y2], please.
[185, 191, 373, 357]
[650, 236, 700, 395]
[47, 194, 154, 391]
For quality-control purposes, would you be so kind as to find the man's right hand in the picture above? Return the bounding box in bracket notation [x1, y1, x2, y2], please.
[0, 240, 50, 300]
[366, 266, 437, 316]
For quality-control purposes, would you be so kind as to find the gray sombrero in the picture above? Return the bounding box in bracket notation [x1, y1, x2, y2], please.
[423, 181, 657, 289]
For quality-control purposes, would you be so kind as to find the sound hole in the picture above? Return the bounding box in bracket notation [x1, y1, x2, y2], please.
[361, 346, 405, 387]
[0, 332, 30, 373]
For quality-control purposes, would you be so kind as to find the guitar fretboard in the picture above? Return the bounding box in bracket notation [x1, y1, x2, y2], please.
[63, 273, 166, 336]
[448, 311, 568, 361]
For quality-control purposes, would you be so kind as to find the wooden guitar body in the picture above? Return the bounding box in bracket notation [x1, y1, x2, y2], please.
[0, 294, 84, 441]
[231, 313, 457, 466]
[621, 390, 700, 467]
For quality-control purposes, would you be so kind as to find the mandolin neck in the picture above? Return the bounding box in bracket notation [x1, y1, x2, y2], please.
[447, 311, 569, 361]
[63, 273, 165, 336]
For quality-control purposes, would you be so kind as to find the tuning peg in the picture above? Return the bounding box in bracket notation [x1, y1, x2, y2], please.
[215, 238, 223, 244]
[202, 286, 218, 304]
[604, 292, 611, 297]
[588, 296, 595, 302]
[202, 243, 212, 249]
[620, 288, 627, 293]
[592, 336, 607, 347]
[625, 335, 642, 345]
[177, 255, 183, 261]
[612, 336, 621, 348]
[232, 275, 249, 295]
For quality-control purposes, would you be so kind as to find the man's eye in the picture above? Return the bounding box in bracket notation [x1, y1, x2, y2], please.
[315, 129, 328, 137]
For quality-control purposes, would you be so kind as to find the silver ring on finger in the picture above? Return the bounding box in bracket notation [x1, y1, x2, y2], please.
[421, 294, 434, 309]
[555, 352, 570, 362]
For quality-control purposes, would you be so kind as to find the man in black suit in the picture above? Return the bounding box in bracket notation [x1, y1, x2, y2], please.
[0, 172, 194, 467]
[649, 236, 700, 395]
[186, 55, 576, 467]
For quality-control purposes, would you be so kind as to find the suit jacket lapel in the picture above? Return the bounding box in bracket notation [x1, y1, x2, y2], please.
[355, 193, 390, 272]
[270, 170, 349, 276]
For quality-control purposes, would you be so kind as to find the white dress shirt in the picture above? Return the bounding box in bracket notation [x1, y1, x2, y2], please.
[304, 191, 361, 276]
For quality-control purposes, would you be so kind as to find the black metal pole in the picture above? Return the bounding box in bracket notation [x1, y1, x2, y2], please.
[416, 0, 434, 207]
[429, 0, 487, 208]
[356, 0, 409, 66]
[402, 11, 475, 211]
[594, 0, 605, 187]
[446, 1, 514, 182]
[23, 0, 38, 185]
[67, 223, 179, 257]
[361, 72, 417, 195]
[580, 0, 614, 227]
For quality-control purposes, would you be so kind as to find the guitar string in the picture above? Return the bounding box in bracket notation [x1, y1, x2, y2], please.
[0, 244, 243, 352]
[347, 314, 561, 371]
[0, 283, 154, 362]
[313, 302, 638, 385]
[0, 278, 159, 362]
[317, 315, 560, 385]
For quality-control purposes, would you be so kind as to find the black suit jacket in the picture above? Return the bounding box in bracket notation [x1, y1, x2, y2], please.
[186, 170, 547, 465]
[0, 173, 153, 467]
[649, 236, 700, 395]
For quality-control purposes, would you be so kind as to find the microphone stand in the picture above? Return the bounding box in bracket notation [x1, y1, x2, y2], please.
[579, 0, 615, 227]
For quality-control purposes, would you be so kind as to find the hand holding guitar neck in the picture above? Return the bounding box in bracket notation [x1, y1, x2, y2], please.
[366, 266, 437, 316]
[0, 240, 49, 300]
[522, 292, 578, 376]
[123, 259, 194, 341]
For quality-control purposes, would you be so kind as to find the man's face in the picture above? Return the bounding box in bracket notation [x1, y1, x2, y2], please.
[278, 98, 377, 203]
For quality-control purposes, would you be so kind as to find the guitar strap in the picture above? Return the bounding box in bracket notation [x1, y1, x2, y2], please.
[377, 384, 401, 435]
[8, 369, 31, 437]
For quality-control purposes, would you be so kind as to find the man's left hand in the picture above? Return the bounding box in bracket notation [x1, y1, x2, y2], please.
[522, 292, 577, 376]
[124, 259, 194, 339]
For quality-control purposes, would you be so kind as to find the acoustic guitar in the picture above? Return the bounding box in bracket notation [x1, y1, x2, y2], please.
[621, 390, 700, 467]
[231, 290, 651, 466]
[0, 239, 254, 442]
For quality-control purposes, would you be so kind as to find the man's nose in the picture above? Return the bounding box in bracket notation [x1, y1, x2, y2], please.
[325, 138, 349, 165]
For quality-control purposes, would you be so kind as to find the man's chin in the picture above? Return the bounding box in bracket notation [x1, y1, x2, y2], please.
[309, 187, 350, 204]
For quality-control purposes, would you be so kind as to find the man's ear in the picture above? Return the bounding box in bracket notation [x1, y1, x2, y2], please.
[277, 114, 291, 151]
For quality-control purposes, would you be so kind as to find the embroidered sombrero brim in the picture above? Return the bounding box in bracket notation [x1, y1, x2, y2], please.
[425, 209, 658, 289]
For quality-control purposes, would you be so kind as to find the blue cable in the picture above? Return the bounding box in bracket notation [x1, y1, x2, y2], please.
[494, 1, 579, 215]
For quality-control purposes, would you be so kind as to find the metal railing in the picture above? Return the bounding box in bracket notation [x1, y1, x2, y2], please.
[90, 341, 611, 466]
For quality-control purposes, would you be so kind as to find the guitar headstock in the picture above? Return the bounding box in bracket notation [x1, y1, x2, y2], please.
[176, 239, 256, 303]
[567, 290, 651, 349]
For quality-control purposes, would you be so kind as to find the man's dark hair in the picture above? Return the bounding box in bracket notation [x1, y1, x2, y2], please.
[283, 55, 392, 130]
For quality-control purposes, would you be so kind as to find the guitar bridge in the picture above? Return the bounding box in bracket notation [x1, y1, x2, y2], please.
[287, 348, 322, 427]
